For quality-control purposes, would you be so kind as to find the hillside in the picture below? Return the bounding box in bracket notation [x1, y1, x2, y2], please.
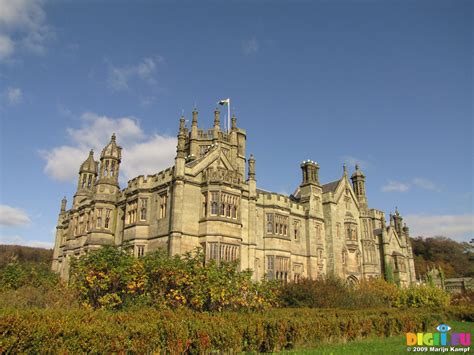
[0, 245, 53, 268]
[410, 236, 473, 278]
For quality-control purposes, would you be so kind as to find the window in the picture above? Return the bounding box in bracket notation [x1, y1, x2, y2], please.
[139, 198, 147, 221]
[127, 201, 138, 224]
[267, 255, 275, 271]
[96, 208, 103, 228]
[159, 193, 168, 219]
[336, 223, 341, 238]
[266, 214, 274, 233]
[345, 223, 358, 241]
[81, 175, 86, 188]
[136, 245, 145, 257]
[104, 160, 109, 176]
[342, 250, 347, 265]
[105, 209, 111, 229]
[206, 242, 239, 263]
[87, 174, 92, 188]
[293, 219, 300, 240]
[272, 214, 289, 236]
[111, 161, 116, 176]
[275, 256, 290, 282]
[211, 192, 219, 215]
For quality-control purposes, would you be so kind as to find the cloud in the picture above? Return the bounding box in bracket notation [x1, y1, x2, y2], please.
[381, 177, 439, 193]
[107, 57, 161, 91]
[0, 0, 53, 60]
[412, 177, 439, 191]
[404, 214, 474, 242]
[0, 34, 14, 59]
[0, 204, 31, 227]
[242, 37, 259, 55]
[6, 87, 22, 105]
[381, 180, 410, 192]
[41, 112, 177, 182]
[0, 234, 53, 249]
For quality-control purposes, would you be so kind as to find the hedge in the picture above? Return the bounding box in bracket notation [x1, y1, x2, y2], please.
[1, 306, 472, 353]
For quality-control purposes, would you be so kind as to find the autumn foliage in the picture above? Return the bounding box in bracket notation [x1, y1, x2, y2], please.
[70, 246, 280, 311]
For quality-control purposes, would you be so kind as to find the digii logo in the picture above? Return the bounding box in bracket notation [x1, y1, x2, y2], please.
[406, 323, 471, 352]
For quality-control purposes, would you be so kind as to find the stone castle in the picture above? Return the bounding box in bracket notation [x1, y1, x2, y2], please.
[52, 107, 416, 285]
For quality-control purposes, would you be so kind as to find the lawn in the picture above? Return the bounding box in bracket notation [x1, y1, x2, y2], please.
[288, 321, 473, 354]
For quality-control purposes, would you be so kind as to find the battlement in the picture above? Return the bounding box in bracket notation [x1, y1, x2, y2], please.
[197, 129, 214, 139]
[257, 189, 303, 211]
[126, 167, 173, 189]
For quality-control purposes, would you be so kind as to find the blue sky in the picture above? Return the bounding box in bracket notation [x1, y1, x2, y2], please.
[0, 0, 472, 247]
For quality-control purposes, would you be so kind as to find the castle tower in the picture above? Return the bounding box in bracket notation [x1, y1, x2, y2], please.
[73, 150, 98, 208]
[299, 160, 324, 279]
[98, 133, 122, 187]
[350, 165, 367, 209]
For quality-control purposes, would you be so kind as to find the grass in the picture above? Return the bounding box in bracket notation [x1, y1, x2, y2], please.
[287, 321, 473, 354]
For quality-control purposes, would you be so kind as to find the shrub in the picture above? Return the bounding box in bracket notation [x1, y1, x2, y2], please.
[279, 277, 399, 309]
[0, 262, 59, 290]
[395, 284, 451, 308]
[451, 290, 474, 306]
[1, 306, 471, 353]
[70, 247, 279, 311]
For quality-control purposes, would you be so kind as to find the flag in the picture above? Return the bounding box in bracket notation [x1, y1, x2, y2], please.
[218, 98, 230, 106]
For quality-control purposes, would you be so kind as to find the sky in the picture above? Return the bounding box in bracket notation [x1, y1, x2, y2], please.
[0, 0, 472, 248]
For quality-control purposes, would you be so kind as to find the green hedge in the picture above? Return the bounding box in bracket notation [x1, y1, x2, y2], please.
[1, 306, 472, 353]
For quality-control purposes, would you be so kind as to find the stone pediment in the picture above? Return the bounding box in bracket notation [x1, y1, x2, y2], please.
[185, 145, 236, 177]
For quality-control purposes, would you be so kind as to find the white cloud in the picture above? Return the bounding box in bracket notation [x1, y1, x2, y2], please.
[41, 112, 177, 183]
[242, 37, 259, 55]
[381, 180, 410, 192]
[0, 204, 31, 227]
[412, 177, 438, 191]
[404, 214, 474, 242]
[107, 57, 160, 91]
[6, 87, 22, 105]
[381, 177, 439, 193]
[0, 234, 53, 249]
[0, 34, 14, 59]
[0, 0, 53, 60]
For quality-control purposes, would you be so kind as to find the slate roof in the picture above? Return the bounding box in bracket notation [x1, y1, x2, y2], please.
[322, 180, 340, 194]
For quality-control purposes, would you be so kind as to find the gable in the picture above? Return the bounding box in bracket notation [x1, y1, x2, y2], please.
[334, 177, 359, 208]
[185, 145, 235, 177]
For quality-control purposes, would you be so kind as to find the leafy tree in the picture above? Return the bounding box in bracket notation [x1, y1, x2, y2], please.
[411, 236, 473, 278]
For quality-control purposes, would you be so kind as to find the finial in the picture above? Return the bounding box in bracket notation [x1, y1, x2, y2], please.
[111, 133, 116, 142]
[89, 149, 94, 156]
[60, 196, 67, 212]
[248, 154, 256, 180]
[343, 163, 347, 176]
[355, 164, 359, 170]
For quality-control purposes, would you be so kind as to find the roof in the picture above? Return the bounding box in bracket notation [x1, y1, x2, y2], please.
[322, 180, 340, 194]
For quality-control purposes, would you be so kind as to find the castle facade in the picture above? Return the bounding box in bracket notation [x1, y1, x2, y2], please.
[52, 107, 416, 285]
